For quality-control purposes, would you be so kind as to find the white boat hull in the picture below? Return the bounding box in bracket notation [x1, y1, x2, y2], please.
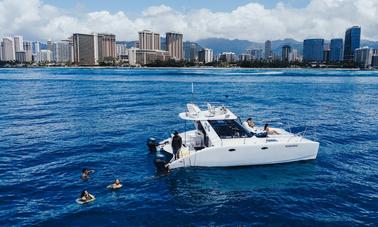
[168, 140, 319, 169]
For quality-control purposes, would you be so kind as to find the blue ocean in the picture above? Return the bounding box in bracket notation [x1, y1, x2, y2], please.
[0, 68, 377, 226]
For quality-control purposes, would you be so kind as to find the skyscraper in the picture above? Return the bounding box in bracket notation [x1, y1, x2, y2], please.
[1, 37, 15, 61]
[198, 48, 213, 63]
[14, 36, 24, 52]
[354, 47, 372, 69]
[282, 45, 291, 61]
[47, 39, 53, 52]
[23, 41, 33, 62]
[73, 33, 116, 65]
[189, 43, 197, 61]
[54, 41, 71, 63]
[36, 50, 52, 63]
[97, 34, 116, 61]
[138, 30, 160, 50]
[116, 43, 127, 59]
[166, 32, 183, 60]
[32, 41, 40, 54]
[344, 26, 361, 61]
[303, 39, 324, 62]
[329, 38, 343, 62]
[264, 40, 272, 60]
[73, 33, 97, 65]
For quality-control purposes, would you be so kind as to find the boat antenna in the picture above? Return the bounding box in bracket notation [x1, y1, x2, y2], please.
[191, 82, 194, 102]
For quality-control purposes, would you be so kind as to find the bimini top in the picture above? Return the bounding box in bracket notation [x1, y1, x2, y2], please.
[179, 103, 238, 121]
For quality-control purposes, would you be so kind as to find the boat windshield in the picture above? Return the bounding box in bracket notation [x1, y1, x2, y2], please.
[208, 120, 252, 139]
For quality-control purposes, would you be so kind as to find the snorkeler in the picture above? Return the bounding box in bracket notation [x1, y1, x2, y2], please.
[81, 168, 95, 179]
[107, 179, 123, 189]
[78, 190, 95, 203]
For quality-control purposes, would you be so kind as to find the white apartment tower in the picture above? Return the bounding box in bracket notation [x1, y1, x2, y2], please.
[14, 36, 24, 52]
[198, 48, 213, 63]
[2, 37, 15, 61]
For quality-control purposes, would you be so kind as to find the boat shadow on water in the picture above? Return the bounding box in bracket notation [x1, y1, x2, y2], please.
[159, 160, 318, 194]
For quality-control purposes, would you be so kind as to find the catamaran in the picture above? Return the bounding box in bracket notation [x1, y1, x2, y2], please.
[147, 103, 319, 170]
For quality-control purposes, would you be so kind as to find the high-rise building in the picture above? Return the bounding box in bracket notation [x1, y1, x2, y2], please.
[290, 49, 299, 62]
[15, 51, 26, 62]
[189, 43, 197, 61]
[53, 41, 71, 63]
[246, 49, 263, 61]
[264, 40, 272, 60]
[127, 47, 138, 66]
[354, 47, 372, 69]
[282, 45, 291, 61]
[73, 33, 116, 65]
[1, 37, 15, 61]
[166, 32, 183, 60]
[303, 39, 324, 62]
[372, 50, 378, 68]
[97, 34, 116, 61]
[198, 48, 213, 63]
[219, 52, 237, 62]
[14, 36, 24, 52]
[47, 39, 53, 52]
[37, 50, 52, 63]
[116, 43, 127, 58]
[239, 53, 252, 62]
[73, 33, 97, 65]
[329, 38, 343, 62]
[23, 41, 33, 62]
[344, 26, 361, 61]
[139, 30, 160, 50]
[32, 41, 41, 54]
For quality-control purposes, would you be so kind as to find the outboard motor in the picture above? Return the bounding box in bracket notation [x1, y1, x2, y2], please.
[147, 138, 159, 152]
[154, 148, 174, 171]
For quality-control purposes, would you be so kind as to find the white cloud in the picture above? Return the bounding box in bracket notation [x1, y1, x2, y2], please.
[0, 0, 377, 42]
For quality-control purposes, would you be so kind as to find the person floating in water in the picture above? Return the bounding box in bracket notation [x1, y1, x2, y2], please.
[81, 168, 94, 179]
[171, 131, 182, 160]
[80, 190, 95, 202]
[107, 179, 123, 189]
[264, 123, 280, 135]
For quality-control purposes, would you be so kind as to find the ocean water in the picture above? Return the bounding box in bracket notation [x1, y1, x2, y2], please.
[0, 68, 377, 226]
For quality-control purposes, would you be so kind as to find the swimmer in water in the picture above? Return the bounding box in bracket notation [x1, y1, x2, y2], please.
[107, 179, 123, 189]
[81, 168, 94, 179]
[80, 190, 95, 202]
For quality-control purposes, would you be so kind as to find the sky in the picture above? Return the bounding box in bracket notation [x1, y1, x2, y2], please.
[0, 0, 377, 42]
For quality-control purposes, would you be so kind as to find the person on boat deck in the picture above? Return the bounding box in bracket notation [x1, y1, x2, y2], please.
[171, 131, 182, 160]
[81, 168, 94, 179]
[80, 190, 95, 201]
[243, 118, 256, 131]
[264, 123, 280, 135]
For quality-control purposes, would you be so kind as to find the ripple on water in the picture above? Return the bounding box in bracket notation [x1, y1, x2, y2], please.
[0, 68, 377, 226]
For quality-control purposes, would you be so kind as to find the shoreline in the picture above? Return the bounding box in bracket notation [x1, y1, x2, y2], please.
[0, 66, 373, 71]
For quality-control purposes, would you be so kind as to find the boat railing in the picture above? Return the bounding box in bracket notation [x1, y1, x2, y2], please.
[288, 127, 317, 142]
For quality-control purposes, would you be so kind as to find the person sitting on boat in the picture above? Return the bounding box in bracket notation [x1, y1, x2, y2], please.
[171, 131, 182, 160]
[243, 118, 256, 132]
[80, 190, 95, 202]
[264, 123, 280, 135]
[81, 168, 94, 179]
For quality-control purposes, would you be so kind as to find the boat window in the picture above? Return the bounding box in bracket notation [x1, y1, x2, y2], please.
[208, 120, 253, 139]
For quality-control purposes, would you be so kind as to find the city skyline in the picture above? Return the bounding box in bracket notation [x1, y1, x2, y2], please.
[1, 0, 378, 42]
